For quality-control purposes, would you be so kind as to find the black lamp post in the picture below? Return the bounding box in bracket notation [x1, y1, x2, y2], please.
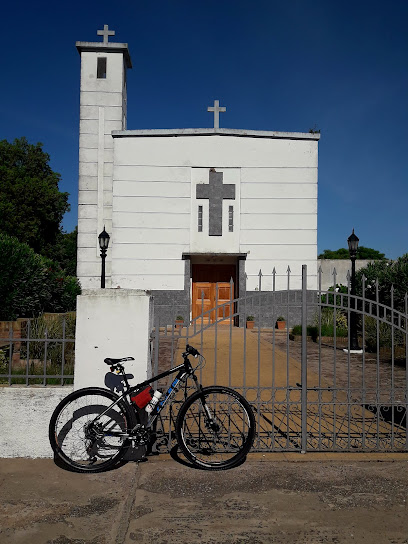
[347, 229, 361, 351]
[98, 227, 110, 288]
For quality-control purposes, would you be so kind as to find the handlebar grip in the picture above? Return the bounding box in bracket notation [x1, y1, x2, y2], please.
[186, 344, 200, 357]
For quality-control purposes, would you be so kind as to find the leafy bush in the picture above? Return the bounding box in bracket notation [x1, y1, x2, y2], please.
[319, 323, 348, 338]
[356, 255, 408, 313]
[0, 348, 7, 374]
[20, 313, 76, 358]
[321, 284, 349, 307]
[0, 234, 81, 320]
[363, 316, 405, 353]
[291, 325, 318, 341]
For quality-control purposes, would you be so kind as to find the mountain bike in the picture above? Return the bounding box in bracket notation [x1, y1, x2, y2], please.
[49, 344, 255, 473]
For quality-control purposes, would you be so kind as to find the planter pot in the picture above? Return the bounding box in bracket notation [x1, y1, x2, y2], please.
[246, 321, 255, 330]
[175, 320, 184, 330]
[276, 321, 286, 330]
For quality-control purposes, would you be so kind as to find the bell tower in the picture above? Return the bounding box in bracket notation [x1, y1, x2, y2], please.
[76, 25, 132, 288]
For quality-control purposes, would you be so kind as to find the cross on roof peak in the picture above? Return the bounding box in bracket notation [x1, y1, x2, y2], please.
[207, 100, 226, 129]
[97, 24, 115, 44]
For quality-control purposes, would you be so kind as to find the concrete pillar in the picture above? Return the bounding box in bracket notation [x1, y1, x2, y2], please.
[74, 289, 152, 390]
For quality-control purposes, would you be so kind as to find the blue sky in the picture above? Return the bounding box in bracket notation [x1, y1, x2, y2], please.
[1, 0, 407, 259]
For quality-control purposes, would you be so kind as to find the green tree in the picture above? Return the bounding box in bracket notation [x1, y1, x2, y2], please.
[52, 227, 78, 276]
[0, 137, 70, 257]
[0, 234, 80, 321]
[318, 247, 386, 260]
[356, 254, 408, 312]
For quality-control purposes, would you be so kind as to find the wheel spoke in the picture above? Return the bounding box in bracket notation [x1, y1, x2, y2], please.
[50, 389, 130, 472]
[177, 387, 255, 469]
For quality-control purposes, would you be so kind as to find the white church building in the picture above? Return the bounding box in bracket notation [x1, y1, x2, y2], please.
[76, 26, 319, 325]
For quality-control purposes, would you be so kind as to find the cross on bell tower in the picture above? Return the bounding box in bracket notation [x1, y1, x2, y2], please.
[97, 24, 115, 44]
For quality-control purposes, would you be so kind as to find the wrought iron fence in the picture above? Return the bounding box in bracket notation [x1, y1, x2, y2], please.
[0, 314, 75, 386]
[150, 265, 408, 453]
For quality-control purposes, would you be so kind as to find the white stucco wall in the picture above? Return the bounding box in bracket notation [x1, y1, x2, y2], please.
[0, 387, 73, 458]
[110, 133, 318, 291]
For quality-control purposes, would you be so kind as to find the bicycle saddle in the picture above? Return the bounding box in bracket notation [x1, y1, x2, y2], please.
[104, 356, 135, 365]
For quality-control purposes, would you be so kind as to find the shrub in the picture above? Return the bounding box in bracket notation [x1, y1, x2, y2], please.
[0, 234, 81, 320]
[321, 284, 349, 307]
[19, 314, 76, 382]
[356, 255, 408, 313]
[363, 316, 405, 353]
[246, 315, 254, 321]
[291, 325, 318, 341]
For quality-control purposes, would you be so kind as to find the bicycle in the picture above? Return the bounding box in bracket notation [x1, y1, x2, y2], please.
[49, 344, 255, 473]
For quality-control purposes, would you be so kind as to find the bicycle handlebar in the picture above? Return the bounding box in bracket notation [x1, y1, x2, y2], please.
[185, 344, 200, 357]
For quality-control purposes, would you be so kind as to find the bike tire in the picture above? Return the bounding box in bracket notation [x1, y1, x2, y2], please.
[175, 386, 255, 471]
[49, 387, 133, 473]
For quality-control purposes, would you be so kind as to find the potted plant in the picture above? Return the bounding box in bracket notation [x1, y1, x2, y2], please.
[246, 315, 255, 330]
[276, 316, 286, 330]
[175, 315, 184, 329]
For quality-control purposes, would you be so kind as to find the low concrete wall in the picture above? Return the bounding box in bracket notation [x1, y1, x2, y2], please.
[0, 387, 73, 458]
[317, 260, 372, 290]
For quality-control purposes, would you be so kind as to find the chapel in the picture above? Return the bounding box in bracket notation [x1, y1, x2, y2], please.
[76, 26, 319, 324]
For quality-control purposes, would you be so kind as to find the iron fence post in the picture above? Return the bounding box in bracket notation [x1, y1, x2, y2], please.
[301, 265, 308, 453]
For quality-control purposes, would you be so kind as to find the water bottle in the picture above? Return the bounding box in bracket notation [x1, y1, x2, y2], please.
[145, 390, 163, 413]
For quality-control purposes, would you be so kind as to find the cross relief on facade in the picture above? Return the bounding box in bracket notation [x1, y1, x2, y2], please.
[196, 169, 235, 236]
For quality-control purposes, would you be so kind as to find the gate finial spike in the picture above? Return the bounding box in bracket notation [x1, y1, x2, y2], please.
[286, 265, 291, 274]
[272, 267, 276, 275]
[258, 269, 263, 277]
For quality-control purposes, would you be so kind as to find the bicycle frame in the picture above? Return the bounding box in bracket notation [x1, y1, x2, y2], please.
[92, 355, 202, 436]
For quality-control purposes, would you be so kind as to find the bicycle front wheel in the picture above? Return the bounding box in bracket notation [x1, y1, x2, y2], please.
[49, 387, 132, 473]
[175, 386, 255, 471]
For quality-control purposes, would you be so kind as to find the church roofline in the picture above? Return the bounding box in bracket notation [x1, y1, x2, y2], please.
[76, 41, 132, 68]
[112, 128, 320, 140]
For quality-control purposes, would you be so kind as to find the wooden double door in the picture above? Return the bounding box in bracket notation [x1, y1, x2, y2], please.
[192, 264, 236, 324]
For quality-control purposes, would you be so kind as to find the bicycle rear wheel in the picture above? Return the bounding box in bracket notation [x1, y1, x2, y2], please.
[49, 387, 132, 473]
[175, 386, 255, 471]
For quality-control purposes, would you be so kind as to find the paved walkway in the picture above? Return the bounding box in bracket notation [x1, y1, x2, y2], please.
[1, 456, 408, 543]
